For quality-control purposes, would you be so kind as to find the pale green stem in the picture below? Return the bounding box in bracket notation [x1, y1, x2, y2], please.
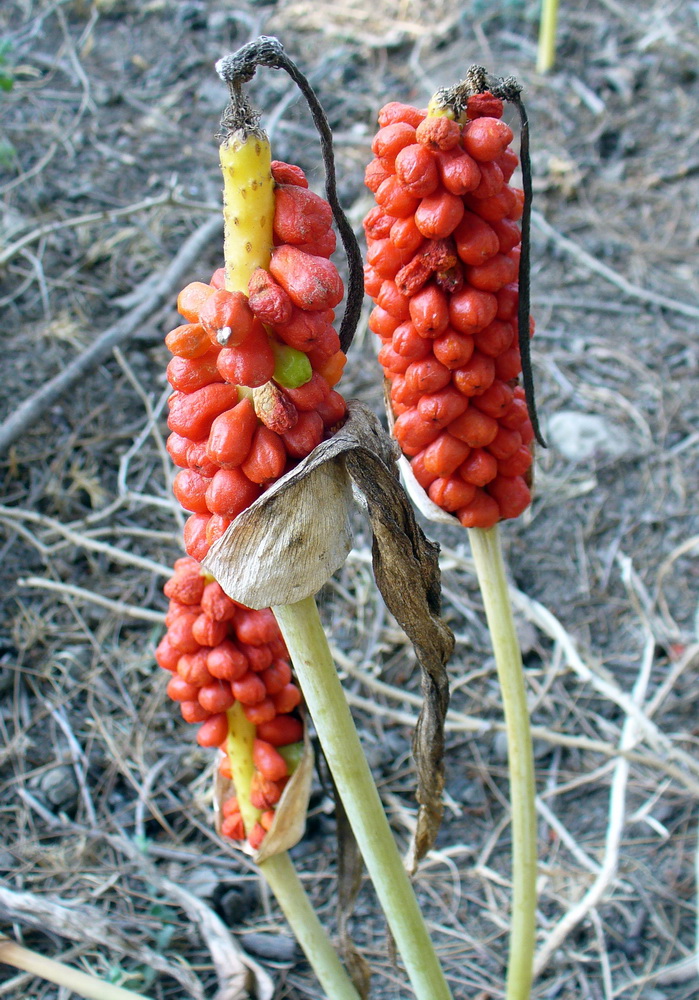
[468, 526, 537, 1000]
[0, 937, 150, 1000]
[273, 596, 453, 1000]
[260, 853, 360, 1000]
[536, 0, 560, 74]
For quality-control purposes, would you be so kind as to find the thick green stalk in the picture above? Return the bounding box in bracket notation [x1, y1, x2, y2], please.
[260, 853, 360, 1000]
[273, 596, 453, 1000]
[536, 0, 559, 74]
[468, 525, 537, 1000]
[0, 937, 150, 1000]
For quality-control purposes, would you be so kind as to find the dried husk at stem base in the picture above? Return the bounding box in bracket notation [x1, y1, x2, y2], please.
[204, 401, 454, 869]
[382, 380, 536, 526]
[213, 713, 314, 864]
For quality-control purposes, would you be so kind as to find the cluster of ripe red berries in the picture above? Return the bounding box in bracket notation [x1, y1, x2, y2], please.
[165, 160, 348, 564]
[155, 557, 304, 849]
[364, 95, 534, 527]
[160, 162, 350, 849]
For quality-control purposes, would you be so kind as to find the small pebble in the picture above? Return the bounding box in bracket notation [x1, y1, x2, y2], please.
[39, 765, 79, 809]
[547, 411, 631, 462]
[240, 932, 298, 963]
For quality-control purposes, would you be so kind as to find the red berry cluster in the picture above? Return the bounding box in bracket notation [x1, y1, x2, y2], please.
[364, 97, 535, 528]
[165, 160, 348, 564]
[156, 558, 304, 850]
[160, 161, 349, 849]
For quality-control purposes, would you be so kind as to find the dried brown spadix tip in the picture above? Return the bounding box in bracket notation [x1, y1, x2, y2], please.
[253, 382, 298, 434]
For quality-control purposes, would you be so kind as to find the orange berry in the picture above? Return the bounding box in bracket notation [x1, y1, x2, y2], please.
[272, 683, 302, 715]
[177, 649, 213, 687]
[183, 512, 211, 562]
[261, 659, 292, 695]
[207, 641, 249, 681]
[487, 475, 531, 519]
[394, 144, 439, 198]
[408, 284, 450, 337]
[452, 351, 496, 397]
[270, 246, 344, 312]
[456, 488, 500, 528]
[191, 614, 228, 648]
[449, 406, 499, 448]
[375, 175, 421, 218]
[231, 671, 267, 706]
[428, 476, 477, 512]
[168, 384, 239, 441]
[414, 190, 465, 240]
[216, 319, 275, 388]
[422, 433, 471, 477]
[241, 425, 286, 485]
[458, 448, 498, 486]
[253, 739, 289, 781]
[372, 122, 417, 161]
[155, 635, 182, 672]
[244, 698, 277, 725]
[449, 288, 498, 335]
[199, 680, 235, 714]
[199, 289, 255, 348]
[172, 469, 210, 514]
[462, 118, 514, 162]
[257, 714, 304, 747]
[200, 581, 238, 622]
[197, 713, 229, 747]
[378, 102, 425, 129]
[487, 426, 522, 460]
[166, 675, 200, 702]
[177, 281, 215, 323]
[181, 701, 210, 723]
[205, 467, 262, 519]
[165, 323, 211, 359]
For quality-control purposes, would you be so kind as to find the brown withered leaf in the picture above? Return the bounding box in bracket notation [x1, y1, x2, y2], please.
[205, 401, 453, 867]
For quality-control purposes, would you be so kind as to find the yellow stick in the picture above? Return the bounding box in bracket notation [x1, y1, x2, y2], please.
[537, 0, 560, 74]
[0, 937, 150, 1000]
[220, 131, 275, 292]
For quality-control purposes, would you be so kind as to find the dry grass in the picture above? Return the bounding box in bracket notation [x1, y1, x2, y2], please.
[1, 1, 699, 997]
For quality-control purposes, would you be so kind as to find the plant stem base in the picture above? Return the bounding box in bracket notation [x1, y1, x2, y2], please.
[273, 595, 454, 1000]
[468, 525, 537, 1000]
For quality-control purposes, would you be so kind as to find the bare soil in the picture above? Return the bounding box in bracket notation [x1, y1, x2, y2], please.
[1, 1, 699, 999]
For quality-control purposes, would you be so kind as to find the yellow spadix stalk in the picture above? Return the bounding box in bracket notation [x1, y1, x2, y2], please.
[220, 128, 275, 288]
[217, 121, 361, 1000]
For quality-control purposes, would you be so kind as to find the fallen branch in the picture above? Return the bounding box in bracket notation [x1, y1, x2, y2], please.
[0, 215, 222, 455]
[533, 634, 655, 976]
[0, 885, 205, 998]
[532, 209, 699, 320]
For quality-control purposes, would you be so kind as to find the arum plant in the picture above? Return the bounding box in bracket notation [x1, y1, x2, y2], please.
[203, 38, 456, 1000]
[362, 71, 541, 1000]
[159, 35, 456, 1000]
